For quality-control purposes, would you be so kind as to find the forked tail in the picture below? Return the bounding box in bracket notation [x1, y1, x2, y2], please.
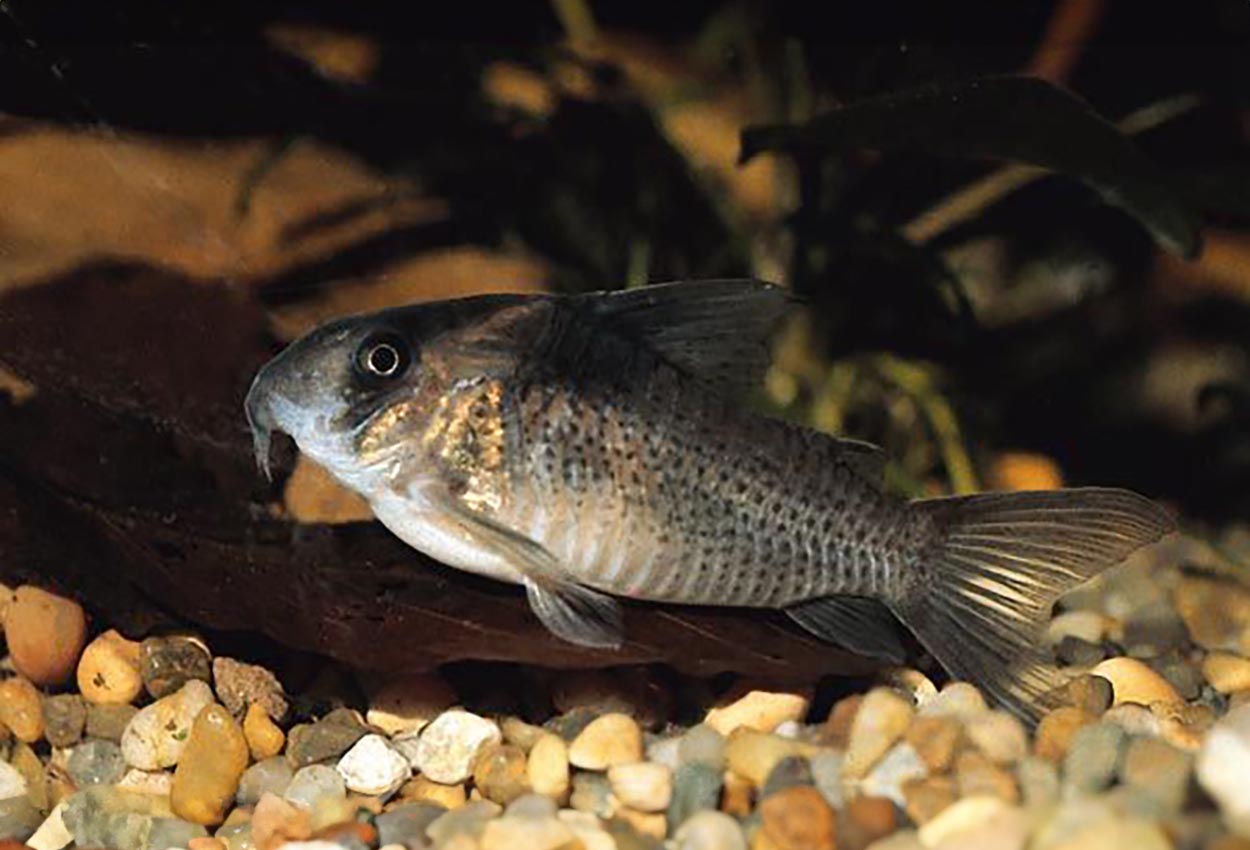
[893, 487, 1174, 722]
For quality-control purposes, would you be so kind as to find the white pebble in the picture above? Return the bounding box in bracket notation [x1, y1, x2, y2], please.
[1197, 703, 1250, 836]
[0, 761, 28, 801]
[25, 802, 72, 850]
[119, 679, 214, 770]
[674, 810, 747, 850]
[414, 709, 502, 784]
[336, 733, 411, 798]
[607, 762, 672, 812]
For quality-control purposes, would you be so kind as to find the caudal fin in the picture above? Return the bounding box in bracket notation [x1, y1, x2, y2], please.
[894, 487, 1174, 722]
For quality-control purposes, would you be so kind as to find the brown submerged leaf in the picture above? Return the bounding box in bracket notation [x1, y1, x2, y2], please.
[0, 265, 877, 678]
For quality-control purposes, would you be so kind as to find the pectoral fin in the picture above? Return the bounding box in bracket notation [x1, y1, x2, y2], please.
[525, 579, 625, 649]
[436, 494, 625, 648]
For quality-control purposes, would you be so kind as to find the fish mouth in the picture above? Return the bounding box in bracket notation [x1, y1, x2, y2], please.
[244, 371, 279, 482]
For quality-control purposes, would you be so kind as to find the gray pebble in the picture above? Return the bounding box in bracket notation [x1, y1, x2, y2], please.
[426, 800, 501, 844]
[43, 693, 86, 748]
[147, 816, 210, 849]
[140, 635, 212, 699]
[810, 751, 846, 809]
[667, 762, 723, 831]
[375, 801, 446, 847]
[677, 724, 726, 771]
[544, 707, 598, 742]
[0, 795, 42, 843]
[86, 704, 139, 742]
[1063, 723, 1127, 795]
[237, 757, 295, 805]
[761, 756, 813, 798]
[570, 772, 613, 817]
[286, 708, 370, 767]
[68, 739, 127, 787]
[1018, 756, 1060, 807]
[284, 763, 347, 809]
[1056, 636, 1106, 667]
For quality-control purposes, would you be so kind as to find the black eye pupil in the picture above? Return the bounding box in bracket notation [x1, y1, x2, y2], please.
[367, 344, 400, 375]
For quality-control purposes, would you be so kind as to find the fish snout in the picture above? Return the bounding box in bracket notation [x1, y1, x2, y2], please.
[244, 367, 280, 481]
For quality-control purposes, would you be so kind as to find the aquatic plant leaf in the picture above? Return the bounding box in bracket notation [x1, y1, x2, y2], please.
[741, 75, 1201, 258]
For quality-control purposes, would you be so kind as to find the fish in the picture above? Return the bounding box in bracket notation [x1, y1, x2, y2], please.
[244, 279, 1174, 720]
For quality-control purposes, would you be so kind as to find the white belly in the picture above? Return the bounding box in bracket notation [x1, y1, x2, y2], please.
[368, 490, 527, 585]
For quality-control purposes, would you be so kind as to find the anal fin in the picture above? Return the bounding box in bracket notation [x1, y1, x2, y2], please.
[786, 596, 907, 663]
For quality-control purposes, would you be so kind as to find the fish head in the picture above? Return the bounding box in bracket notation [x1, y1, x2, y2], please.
[244, 295, 543, 486]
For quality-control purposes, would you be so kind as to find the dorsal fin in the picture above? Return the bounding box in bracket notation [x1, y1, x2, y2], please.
[573, 280, 793, 397]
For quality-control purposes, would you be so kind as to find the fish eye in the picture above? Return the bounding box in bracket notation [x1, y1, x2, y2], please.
[355, 333, 409, 380]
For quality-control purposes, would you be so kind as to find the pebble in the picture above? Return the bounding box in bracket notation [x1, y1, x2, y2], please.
[0, 676, 45, 743]
[821, 694, 863, 749]
[237, 757, 295, 805]
[704, 684, 810, 735]
[545, 707, 599, 742]
[673, 810, 747, 850]
[1047, 817, 1172, 850]
[668, 762, 722, 828]
[398, 775, 466, 809]
[42, 694, 86, 748]
[335, 733, 410, 798]
[761, 755, 814, 798]
[724, 728, 814, 787]
[212, 657, 288, 721]
[1034, 707, 1097, 762]
[607, 761, 672, 812]
[845, 688, 914, 778]
[501, 716, 547, 752]
[1122, 599, 1189, 656]
[1148, 653, 1203, 701]
[374, 801, 446, 848]
[172, 704, 251, 825]
[67, 739, 127, 787]
[4, 586, 87, 686]
[1090, 657, 1181, 707]
[85, 703, 138, 742]
[286, 708, 370, 767]
[479, 811, 578, 850]
[919, 683, 987, 719]
[140, 635, 213, 699]
[1175, 576, 1250, 652]
[244, 702, 286, 760]
[558, 809, 617, 850]
[120, 678, 215, 770]
[1055, 636, 1106, 667]
[1120, 736, 1192, 814]
[1197, 703, 1250, 837]
[905, 716, 963, 773]
[365, 673, 455, 737]
[965, 711, 1028, 765]
[1063, 723, 1126, 795]
[1047, 610, 1108, 645]
[413, 709, 503, 784]
[569, 772, 613, 817]
[1206, 653, 1250, 694]
[251, 791, 313, 850]
[842, 796, 897, 850]
[0, 762, 26, 801]
[76, 630, 143, 705]
[11, 743, 47, 810]
[1057, 675, 1114, 715]
[810, 751, 845, 809]
[955, 750, 1018, 803]
[116, 767, 174, 796]
[678, 724, 727, 770]
[569, 713, 643, 771]
[472, 743, 529, 805]
[864, 743, 929, 806]
[284, 764, 348, 810]
[758, 784, 837, 850]
[526, 733, 570, 801]
[646, 734, 682, 771]
[1017, 756, 1060, 807]
[26, 801, 72, 850]
[917, 795, 1010, 848]
[426, 800, 502, 845]
[902, 775, 957, 825]
[0, 795, 42, 844]
[60, 786, 176, 849]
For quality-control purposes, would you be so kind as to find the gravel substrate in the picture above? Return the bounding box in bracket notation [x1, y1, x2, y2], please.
[3, 530, 1250, 850]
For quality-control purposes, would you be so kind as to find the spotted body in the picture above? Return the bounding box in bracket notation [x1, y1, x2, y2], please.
[246, 280, 1174, 721]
